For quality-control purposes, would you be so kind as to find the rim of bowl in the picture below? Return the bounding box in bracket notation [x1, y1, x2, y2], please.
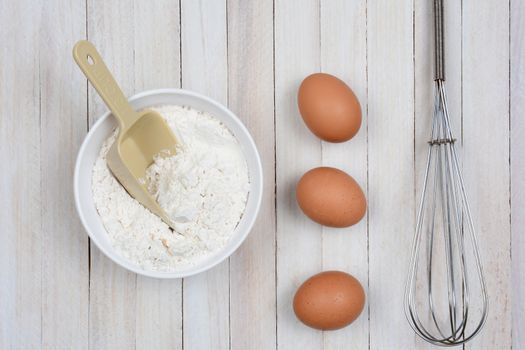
[74, 88, 263, 279]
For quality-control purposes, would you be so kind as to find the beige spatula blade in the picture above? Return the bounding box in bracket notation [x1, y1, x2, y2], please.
[73, 40, 178, 230]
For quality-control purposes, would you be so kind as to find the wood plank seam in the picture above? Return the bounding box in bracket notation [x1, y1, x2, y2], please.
[273, 2, 279, 350]
[365, 2, 371, 349]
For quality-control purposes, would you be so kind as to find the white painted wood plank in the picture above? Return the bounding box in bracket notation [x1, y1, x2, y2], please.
[40, 0, 90, 348]
[0, 1, 43, 349]
[413, 4, 437, 348]
[133, 0, 181, 91]
[227, 1, 276, 349]
[180, 1, 230, 349]
[88, 251, 137, 350]
[367, 1, 416, 349]
[511, 1, 525, 348]
[413, 0, 462, 348]
[135, 277, 182, 350]
[319, 0, 369, 349]
[275, 0, 323, 349]
[463, 0, 511, 348]
[87, 1, 138, 348]
[181, 0, 227, 101]
[87, 1, 137, 125]
[132, 2, 183, 350]
[1, 2, 519, 349]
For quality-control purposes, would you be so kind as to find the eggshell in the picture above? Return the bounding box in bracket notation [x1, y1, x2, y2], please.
[298, 73, 362, 142]
[293, 271, 365, 330]
[296, 167, 366, 228]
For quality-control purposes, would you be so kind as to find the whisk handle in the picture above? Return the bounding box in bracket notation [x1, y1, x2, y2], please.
[434, 0, 445, 81]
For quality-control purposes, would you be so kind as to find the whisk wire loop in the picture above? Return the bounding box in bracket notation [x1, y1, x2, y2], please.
[404, 81, 488, 346]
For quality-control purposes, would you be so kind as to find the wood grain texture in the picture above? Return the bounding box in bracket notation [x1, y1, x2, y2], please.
[511, 1, 525, 348]
[0, 1, 520, 349]
[132, 2, 183, 350]
[227, 0, 277, 349]
[87, 2, 184, 349]
[413, 5, 435, 349]
[319, 0, 369, 349]
[180, 1, 230, 349]
[0, 1, 43, 349]
[40, 0, 89, 349]
[275, 0, 323, 349]
[462, 0, 511, 348]
[367, 1, 416, 349]
[87, 1, 138, 349]
[135, 277, 182, 350]
[413, 0, 462, 348]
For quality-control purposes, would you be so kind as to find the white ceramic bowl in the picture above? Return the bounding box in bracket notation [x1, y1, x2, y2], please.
[74, 89, 263, 278]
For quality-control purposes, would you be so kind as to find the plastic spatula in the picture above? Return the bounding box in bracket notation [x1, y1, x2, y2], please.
[73, 40, 177, 229]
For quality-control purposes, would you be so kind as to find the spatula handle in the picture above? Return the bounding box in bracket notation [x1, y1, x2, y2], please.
[73, 40, 138, 131]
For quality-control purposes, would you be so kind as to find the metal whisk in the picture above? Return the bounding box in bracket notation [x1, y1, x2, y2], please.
[404, 0, 488, 346]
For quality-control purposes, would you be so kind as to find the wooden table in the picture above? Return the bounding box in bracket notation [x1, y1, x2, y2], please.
[1, 0, 522, 349]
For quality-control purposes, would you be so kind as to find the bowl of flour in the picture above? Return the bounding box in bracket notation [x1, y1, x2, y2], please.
[74, 89, 263, 278]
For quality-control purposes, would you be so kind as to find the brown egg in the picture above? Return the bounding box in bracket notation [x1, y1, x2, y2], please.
[293, 271, 365, 330]
[298, 73, 362, 142]
[296, 167, 366, 228]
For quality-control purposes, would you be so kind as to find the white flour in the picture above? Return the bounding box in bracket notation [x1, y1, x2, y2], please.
[92, 105, 249, 271]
